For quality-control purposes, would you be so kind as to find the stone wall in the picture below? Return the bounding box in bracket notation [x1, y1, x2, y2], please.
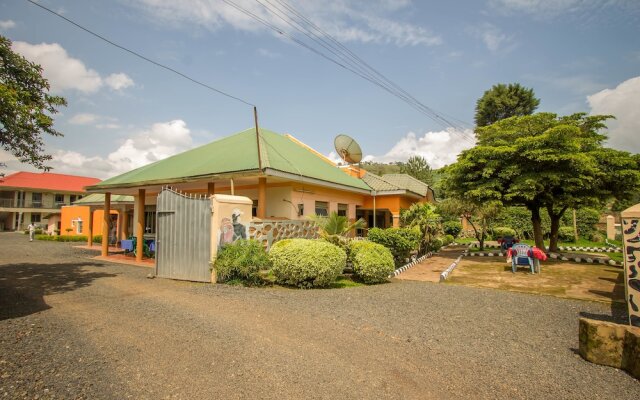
[249, 219, 318, 250]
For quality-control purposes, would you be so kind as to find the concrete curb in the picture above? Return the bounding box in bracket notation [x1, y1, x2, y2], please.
[465, 250, 623, 267]
[389, 252, 433, 278]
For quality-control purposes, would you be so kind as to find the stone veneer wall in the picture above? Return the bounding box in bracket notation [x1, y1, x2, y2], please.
[249, 220, 319, 250]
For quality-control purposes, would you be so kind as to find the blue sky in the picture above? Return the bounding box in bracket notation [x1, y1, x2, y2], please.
[2, 0, 639, 179]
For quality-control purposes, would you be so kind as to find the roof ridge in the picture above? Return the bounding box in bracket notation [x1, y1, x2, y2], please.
[383, 173, 430, 188]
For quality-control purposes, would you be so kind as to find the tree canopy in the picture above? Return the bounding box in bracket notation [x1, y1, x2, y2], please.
[443, 112, 640, 251]
[399, 155, 433, 186]
[474, 83, 540, 127]
[0, 35, 66, 171]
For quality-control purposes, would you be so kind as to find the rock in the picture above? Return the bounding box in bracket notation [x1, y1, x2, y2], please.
[623, 328, 640, 379]
[579, 318, 628, 369]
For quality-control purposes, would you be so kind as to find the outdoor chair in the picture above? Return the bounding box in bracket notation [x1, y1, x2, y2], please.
[498, 236, 518, 250]
[511, 243, 535, 273]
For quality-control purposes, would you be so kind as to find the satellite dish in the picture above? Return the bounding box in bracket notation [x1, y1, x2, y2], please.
[334, 134, 363, 164]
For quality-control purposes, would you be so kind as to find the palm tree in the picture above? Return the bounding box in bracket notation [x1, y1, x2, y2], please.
[401, 203, 441, 254]
[308, 211, 365, 238]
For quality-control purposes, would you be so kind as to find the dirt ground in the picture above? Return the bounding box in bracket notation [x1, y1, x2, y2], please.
[1, 233, 638, 399]
[398, 246, 625, 304]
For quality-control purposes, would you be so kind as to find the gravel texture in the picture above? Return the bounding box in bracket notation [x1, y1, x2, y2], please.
[0, 232, 638, 399]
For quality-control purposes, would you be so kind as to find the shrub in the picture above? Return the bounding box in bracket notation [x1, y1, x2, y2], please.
[367, 227, 419, 264]
[442, 221, 462, 238]
[427, 237, 443, 252]
[213, 239, 270, 284]
[348, 241, 394, 284]
[558, 226, 575, 242]
[269, 239, 346, 288]
[590, 231, 604, 243]
[492, 226, 516, 239]
[441, 234, 455, 246]
[36, 234, 90, 242]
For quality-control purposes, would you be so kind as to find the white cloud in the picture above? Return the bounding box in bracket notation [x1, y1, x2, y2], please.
[489, 0, 640, 17]
[587, 76, 640, 153]
[69, 113, 99, 125]
[470, 23, 517, 54]
[0, 20, 16, 30]
[105, 73, 135, 90]
[11, 41, 134, 94]
[49, 120, 193, 179]
[524, 73, 607, 95]
[129, 0, 441, 47]
[372, 128, 476, 168]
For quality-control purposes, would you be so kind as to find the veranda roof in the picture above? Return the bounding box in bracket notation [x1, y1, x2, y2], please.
[86, 128, 371, 193]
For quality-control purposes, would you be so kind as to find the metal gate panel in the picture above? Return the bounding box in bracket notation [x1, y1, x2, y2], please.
[156, 188, 212, 282]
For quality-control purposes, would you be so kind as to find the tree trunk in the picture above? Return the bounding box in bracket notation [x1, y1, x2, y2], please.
[529, 206, 545, 250]
[547, 205, 568, 252]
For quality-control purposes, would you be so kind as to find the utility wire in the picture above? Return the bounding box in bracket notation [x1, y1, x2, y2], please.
[25, 0, 255, 107]
[243, 0, 477, 144]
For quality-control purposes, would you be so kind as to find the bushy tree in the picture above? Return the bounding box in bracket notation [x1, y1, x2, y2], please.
[437, 197, 501, 250]
[0, 35, 66, 171]
[444, 112, 640, 251]
[474, 83, 539, 127]
[399, 155, 433, 186]
[400, 202, 440, 254]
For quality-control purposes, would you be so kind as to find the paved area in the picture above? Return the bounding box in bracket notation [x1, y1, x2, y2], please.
[0, 232, 638, 399]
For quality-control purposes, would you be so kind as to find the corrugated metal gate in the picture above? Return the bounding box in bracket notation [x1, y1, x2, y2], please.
[155, 188, 212, 282]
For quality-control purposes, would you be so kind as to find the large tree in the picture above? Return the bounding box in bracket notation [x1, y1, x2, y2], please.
[474, 83, 540, 127]
[400, 155, 433, 186]
[0, 35, 66, 171]
[444, 112, 640, 251]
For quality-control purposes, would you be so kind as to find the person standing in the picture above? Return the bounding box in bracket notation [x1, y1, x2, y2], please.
[28, 222, 35, 242]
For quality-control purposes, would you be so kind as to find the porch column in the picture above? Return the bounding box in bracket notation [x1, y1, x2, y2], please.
[257, 177, 266, 219]
[136, 189, 145, 262]
[87, 207, 94, 247]
[207, 182, 215, 197]
[122, 209, 129, 239]
[101, 193, 111, 256]
[392, 214, 400, 228]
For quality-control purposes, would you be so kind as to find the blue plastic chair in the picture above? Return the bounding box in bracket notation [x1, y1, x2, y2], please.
[511, 244, 535, 273]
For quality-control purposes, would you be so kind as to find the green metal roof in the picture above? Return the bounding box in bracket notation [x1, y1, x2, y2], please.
[88, 128, 370, 192]
[73, 193, 134, 205]
[361, 172, 400, 192]
[382, 174, 431, 197]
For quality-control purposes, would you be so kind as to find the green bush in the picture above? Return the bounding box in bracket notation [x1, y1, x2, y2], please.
[562, 207, 601, 238]
[269, 239, 346, 288]
[213, 239, 270, 284]
[348, 241, 394, 284]
[558, 227, 575, 242]
[442, 234, 455, 246]
[36, 234, 91, 242]
[590, 231, 604, 243]
[442, 221, 462, 238]
[492, 226, 516, 239]
[367, 227, 419, 264]
[427, 237, 443, 252]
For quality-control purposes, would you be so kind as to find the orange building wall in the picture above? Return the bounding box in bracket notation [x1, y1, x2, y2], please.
[60, 205, 120, 237]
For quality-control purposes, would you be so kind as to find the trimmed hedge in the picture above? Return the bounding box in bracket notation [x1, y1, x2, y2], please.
[442, 234, 455, 246]
[367, 227, 419, 264]
[269, 239, 346, 288]
[558, 226, 575, 242]
[36, 234, 103, 243]
[348, 241, 394, 284]
[492, 226, 516, 239]
[213, 239, 271, 284]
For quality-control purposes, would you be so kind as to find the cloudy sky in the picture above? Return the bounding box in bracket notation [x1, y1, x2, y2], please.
[1, 0, 639, 179]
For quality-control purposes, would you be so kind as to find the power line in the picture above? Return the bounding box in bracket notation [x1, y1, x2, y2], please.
[25, 0, 255, 107]
[239, 0, 477, 145]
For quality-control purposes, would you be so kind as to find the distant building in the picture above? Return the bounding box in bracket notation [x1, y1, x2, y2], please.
[0, 171, 100, 233]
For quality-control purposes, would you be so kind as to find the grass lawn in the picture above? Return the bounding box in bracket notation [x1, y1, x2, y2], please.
[445, 256, 625, 304]
[520, 238, 619, 248]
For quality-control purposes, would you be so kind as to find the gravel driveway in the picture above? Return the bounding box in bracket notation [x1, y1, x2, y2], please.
[0, 232, 638, 399]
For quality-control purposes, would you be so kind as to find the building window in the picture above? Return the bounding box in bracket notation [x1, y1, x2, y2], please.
[252, 200, 258, 217]
[297, 203, 304, 217]
[315, 201, 328, 216]
[72, 218, 83, 234]
[55, 194, 65, 205]
[144, 205, 156, 234]
[30, 213, 41, 223]
[32, 192, 42, 208]
[337, 203, 348, 217]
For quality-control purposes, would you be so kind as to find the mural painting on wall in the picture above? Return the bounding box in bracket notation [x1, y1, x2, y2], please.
[623, 218, 640, 327]
[218, 208, 248, 249]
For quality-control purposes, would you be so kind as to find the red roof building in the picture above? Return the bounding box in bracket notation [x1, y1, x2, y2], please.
[0, 171, 101, 232]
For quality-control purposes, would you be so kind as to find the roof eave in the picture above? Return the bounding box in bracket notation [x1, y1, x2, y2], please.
[265, 167, 371, 195]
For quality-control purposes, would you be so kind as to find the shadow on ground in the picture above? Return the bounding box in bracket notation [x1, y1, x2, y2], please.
[0, 262, 116, 320]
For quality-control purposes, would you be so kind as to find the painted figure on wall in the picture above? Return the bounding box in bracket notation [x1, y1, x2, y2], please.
[232, 208, 247, 241]
[219, 217, 234, 248]
[623, 217, 640, 327]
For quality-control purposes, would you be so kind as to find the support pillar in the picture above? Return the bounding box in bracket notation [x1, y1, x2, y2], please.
[257, 177, 266, 219]
[392, 214, 400, 228]
[87, 208, 94, 247]
[122, 209, 129, 239]
[136, 189, 145, 262]
[101, 193, 111, 257]
[606, 215, 616, 240]
[207, 182, 215, 197]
